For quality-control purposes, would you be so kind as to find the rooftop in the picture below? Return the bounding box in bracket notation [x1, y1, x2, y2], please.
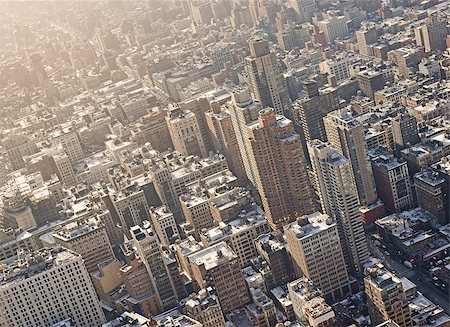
[284, 212, 335, 240]
[189, 241, 237, 270]
[52, 217, 104, 242]
[0, 247, 79, 287]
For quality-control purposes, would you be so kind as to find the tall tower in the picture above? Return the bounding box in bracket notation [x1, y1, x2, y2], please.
[205, 101, 247, 185]
[246, 108, 315, 230]
[227, 87, 262, 187]
[130, 222, 178, 311]
[245, 39, 290, 115]
[309, 140, 369, 276]
[365, 264, 413, 327]
[324, 109, 378, 206]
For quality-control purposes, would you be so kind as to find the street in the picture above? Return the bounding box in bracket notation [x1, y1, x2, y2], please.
[367, 238, 450, 314]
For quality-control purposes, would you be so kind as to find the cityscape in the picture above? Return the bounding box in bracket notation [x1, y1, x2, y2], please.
[0, 0, 450, 326]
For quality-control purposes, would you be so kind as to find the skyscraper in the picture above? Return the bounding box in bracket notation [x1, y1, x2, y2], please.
[205, 101, 247, 185]
[324, 109, 378, 206]
[227, 87, 262, 187]
[293, 80, 340, 144]
[365, 264, 413, 327]
[245, 39, 290, 115]
[130, 222, 178, 311]
[309, 140, 369, 276]
[246, 109, 315, 230]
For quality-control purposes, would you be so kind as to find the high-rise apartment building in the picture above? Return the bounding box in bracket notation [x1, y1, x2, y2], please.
[324, 109, 378, 206]
[356, 26, 378, 57]
[105, 183, 150, 233]
[290, 0, 318, 22]
[245, 39, 289, 115]
[284, 212, 350, 302]
[130, 222, 178, 311]
[52, 152, 77, 187]
[205, 102, 247, 184]
[52, 217, 115, 273]
[309, 140, 369, 277]
[227, 87, 262, 187]
[189, 242, 250, 314]
[365, 264, 413, 327]
[0, 248, 105, 327]
[2, 132, 38, 171]
[131, 109, 174, 152]
[199, 209, 269, 268]
[388, 48, 424, 79]
[246, 109, 315, 230]
[293, 80, 340, 144]
[415, 13, 448, 53]
[167, 107, 207, 158]
[180, 189, 215, 236]
[255, 233, 295, 287]
[179, 97, 214, 155]
[119, 95, 149, 122]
